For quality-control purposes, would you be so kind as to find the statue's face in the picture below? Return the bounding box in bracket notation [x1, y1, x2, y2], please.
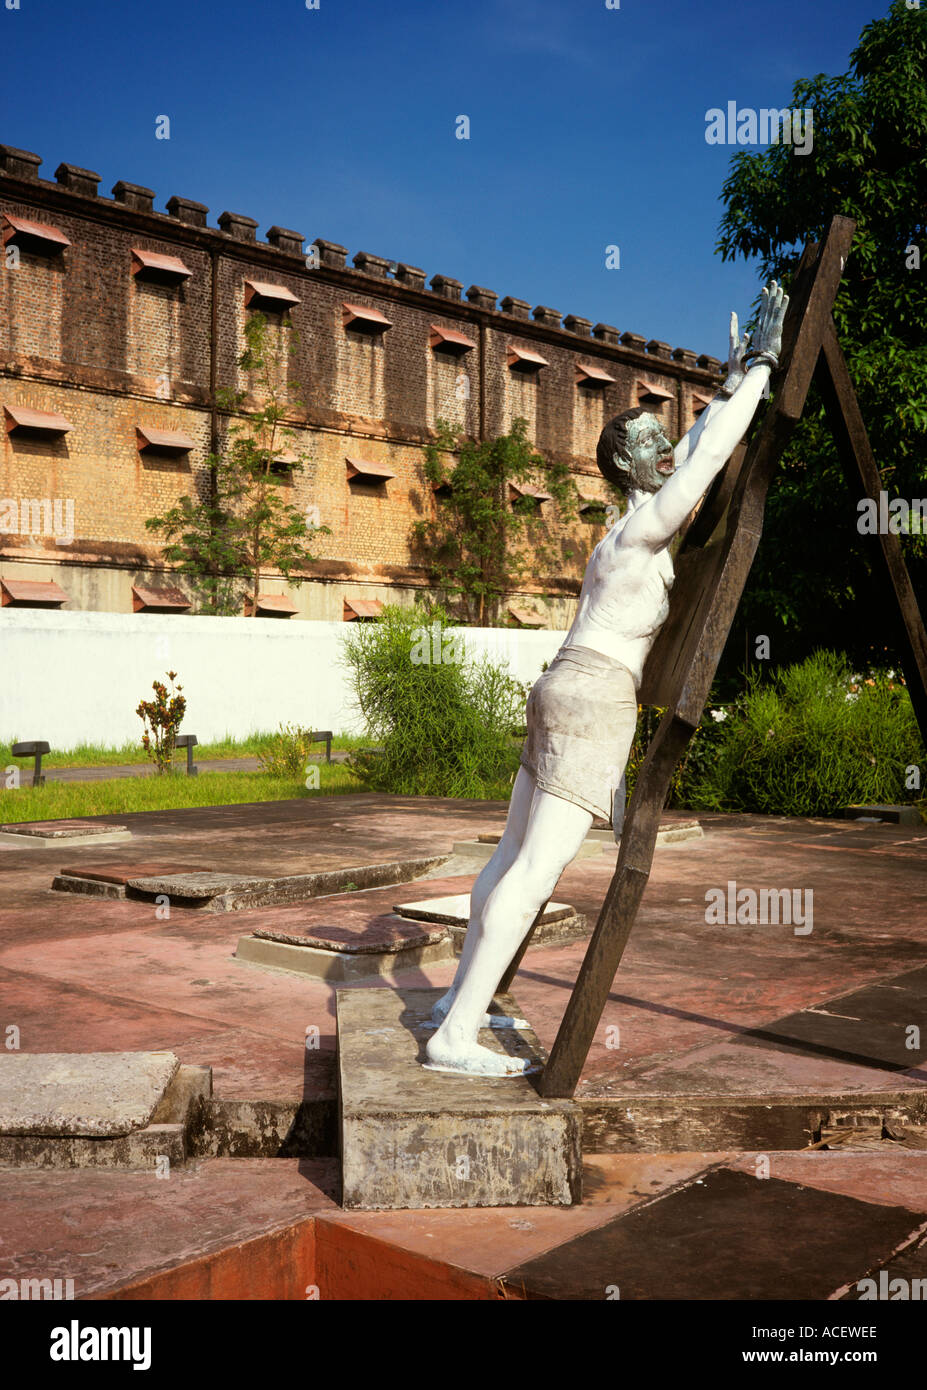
[622, 414, 675, 493]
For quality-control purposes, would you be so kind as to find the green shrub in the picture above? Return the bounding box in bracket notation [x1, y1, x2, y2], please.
[341, 604, 527, 798]
[681, 651, 925, 817]
[257, 722, 316, 778]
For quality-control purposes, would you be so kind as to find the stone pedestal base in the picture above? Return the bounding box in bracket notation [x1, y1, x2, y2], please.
[338, 987, 582, 1210]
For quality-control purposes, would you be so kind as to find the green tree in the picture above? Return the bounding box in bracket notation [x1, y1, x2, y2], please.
[411, 418, 580, 626]
[145, 313, 329, 615]
[716, 0, 927, 674]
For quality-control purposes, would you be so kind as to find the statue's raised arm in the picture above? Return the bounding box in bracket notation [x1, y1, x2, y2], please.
[673, 305, 757, 468]
[622, 281, 788, 552]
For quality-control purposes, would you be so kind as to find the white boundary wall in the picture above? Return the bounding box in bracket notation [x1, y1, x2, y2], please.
[0, 610, 566, 750]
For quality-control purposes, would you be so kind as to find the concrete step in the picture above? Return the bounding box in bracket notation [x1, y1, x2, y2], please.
[0, 1053, 210, 1170]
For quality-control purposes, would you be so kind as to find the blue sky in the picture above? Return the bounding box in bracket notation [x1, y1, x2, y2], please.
[1, 0, 884, 358]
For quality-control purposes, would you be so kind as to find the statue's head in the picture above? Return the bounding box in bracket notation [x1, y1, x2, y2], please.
[596, 408, 675, 495]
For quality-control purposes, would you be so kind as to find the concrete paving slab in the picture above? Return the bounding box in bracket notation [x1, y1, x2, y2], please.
[121, 856, 451, 912]
[128, 872, 272, 899]
[338, 987, 582, 1209]
[453, 837, 602, 861]
[393, 894, 574, 927]
[391, 893, 587, 951]
[50, 873, 129, 900]
[0, 828, 132, 847]
[587, 821, 704, 846]
[842, 804, 923, 826]
[0, 1051, 179, 1137]
[0, 1121, 188, 1171]
[0, 820, 129, 838]
[251, 913, 449, 954]
[236, 927, 454, 981]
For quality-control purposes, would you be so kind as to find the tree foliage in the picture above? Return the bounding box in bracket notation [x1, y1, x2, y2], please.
[145, 313, 329, 615]
[716, 0, 927, 674]
[411, 418, 580, 626]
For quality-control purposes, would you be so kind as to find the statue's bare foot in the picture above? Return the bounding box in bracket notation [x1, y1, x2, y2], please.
[428, 992, 529, 1030]
[424, 1033, 538, 1077]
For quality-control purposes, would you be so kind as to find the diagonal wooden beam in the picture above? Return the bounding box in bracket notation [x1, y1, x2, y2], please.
[639, 218, 856, 714]
[815, 317, 927, 741]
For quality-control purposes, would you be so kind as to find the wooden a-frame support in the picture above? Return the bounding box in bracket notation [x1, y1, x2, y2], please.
[517, 215, 927, 1100]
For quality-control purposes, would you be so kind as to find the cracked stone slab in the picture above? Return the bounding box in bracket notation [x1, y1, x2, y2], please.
[236, 929, 455, 981]
[252, 914, 448, 955]
[121, 858, 451, 911]
[127, 872, 271, 899]
[393, 894, 575, 927]
[0, 1052, 179, 1137]
[58, 863, 208, 885]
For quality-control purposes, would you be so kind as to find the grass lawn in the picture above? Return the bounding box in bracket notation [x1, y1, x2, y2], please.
[0, 764, 365, 823]
[0, 731, 368, 771]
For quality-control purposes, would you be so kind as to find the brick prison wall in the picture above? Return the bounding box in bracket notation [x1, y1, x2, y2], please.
[0, 145, 724, 622]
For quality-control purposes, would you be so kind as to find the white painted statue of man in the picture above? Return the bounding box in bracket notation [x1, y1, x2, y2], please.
[426, 281, 789, 1077]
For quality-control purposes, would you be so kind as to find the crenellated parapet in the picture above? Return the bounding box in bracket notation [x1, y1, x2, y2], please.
[0, 144, 722, 384]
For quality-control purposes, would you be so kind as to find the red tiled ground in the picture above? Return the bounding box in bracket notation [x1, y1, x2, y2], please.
[1, 795, 926, 1299]
[2, 798, 926, 1104]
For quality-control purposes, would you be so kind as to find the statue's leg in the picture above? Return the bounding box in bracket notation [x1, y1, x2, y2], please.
[430, 766, 536, 1027]
[425, 788, 593, 1076]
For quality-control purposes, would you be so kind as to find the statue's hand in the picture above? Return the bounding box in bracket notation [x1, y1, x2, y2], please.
[721, 310, 750, 395]
[748, 280, 789, 367]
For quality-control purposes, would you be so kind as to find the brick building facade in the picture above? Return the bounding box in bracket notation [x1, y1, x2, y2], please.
[0, 144, 724, 624]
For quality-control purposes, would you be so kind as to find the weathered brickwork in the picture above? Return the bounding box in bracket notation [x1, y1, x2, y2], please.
[0, 145, 724, 621]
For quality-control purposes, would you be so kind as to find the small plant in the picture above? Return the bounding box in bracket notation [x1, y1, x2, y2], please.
[257, 722, 316, 778]
[136, 671, 186, 775]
